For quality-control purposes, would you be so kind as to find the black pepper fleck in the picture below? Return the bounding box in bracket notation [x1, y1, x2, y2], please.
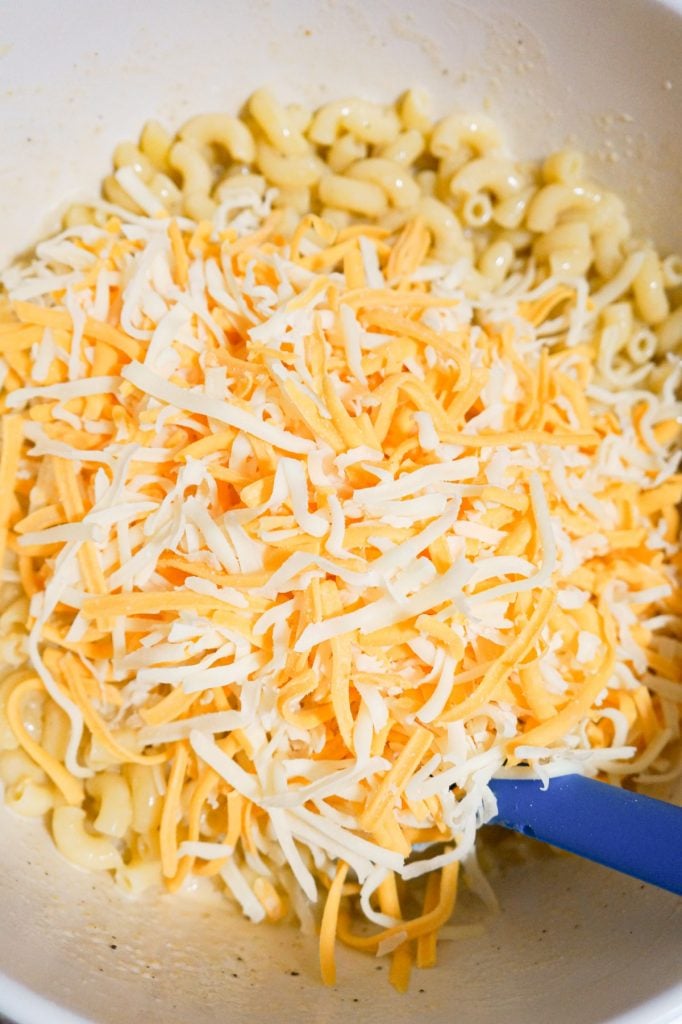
[110, 944, 117, 950]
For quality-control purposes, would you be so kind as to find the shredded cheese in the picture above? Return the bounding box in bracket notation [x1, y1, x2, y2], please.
[0, 182, 680, 995]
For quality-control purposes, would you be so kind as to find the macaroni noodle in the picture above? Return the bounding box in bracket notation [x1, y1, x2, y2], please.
[0, 87, 680, 996]
[79, 87, 679, 375]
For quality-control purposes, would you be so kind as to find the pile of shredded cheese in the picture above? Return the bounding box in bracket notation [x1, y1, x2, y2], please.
[0, 186, 681, 990]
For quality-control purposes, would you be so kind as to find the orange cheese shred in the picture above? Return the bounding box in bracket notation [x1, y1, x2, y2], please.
[319, 860, 349, 986]
[6, 678, 85, 804]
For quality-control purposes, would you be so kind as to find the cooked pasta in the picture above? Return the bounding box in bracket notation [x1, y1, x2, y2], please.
[0, 88, 680, 994]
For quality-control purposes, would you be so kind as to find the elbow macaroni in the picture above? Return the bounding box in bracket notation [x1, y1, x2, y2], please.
[74, 85, 680, 380]
[139, 119, 172, 168]
[168, 141, 215, 211]
[125, 763, 164, 834]
[632, 251, 670, 325]
[379, 129, 425, 167]
[0, 86, 679, 964]
[526, 183, 600, 233]
[430, 112, 502, 162]
[0, 747, 47, 786]
[52, 806, 122, 871]
[449, 156, 524, 200]
[179, 113, 256, 164]
[656, 305, 682, 354]
[308, 98, 400, 146]
[248, 88, 309, 157]
[327, 134, 368, 174]
[86, 772, 133, 838]
[318, 174, 388, 217]
[346, 158, 421, 209]
[398, 87, 432, 134]
[541, 148, 584, 185]
[256, 142, 327, 189]
[5, 778, 54, 817]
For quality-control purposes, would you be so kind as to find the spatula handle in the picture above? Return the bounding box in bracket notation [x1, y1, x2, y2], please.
[489, 775, 682, 896]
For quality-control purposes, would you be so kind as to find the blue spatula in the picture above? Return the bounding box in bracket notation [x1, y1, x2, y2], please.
[488, 775, 682, 896]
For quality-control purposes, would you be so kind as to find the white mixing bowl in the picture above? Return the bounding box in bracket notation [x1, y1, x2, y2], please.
[0, 2, 681, 1022]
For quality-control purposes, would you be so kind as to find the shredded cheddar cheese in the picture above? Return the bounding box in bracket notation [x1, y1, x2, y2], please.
[0, 171, 680, 992]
